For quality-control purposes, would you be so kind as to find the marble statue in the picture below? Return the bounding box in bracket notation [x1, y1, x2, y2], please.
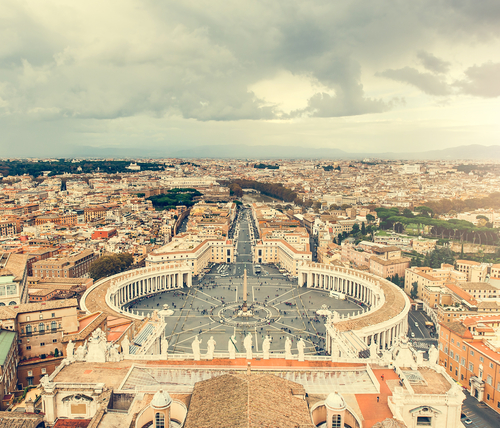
[262, 336, 271, 360]
[297, 338, 305, 362]
[206, 336, 216, 360]
[285, 337, 292, 360]
[244, 333, 253, 360]
[86, 328, 107, 363]
[41, 374, 50, 389]
[428, 344, 438, 366]
[67, 340, 75, 361]
[122, 336, 130, 356]
[108, 344, 121, 362]
[75, 341, 87, 362]
[192, 335, 202, 361]
[228, 335, 237, 359]
[161, 336, 169, 357]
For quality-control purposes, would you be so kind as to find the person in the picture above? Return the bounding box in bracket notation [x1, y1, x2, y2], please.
[377, 396, 379, 402]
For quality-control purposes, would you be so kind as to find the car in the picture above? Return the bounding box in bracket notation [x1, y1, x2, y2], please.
[411, 332, 415, 338]
[463, 418, 472, 425]
[414, 322, 419, 327]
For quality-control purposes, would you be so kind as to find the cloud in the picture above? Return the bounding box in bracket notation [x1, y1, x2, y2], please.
[455, 62, 500, 98]
[417, 51, 450, 74]
[377, 67, 451, 96]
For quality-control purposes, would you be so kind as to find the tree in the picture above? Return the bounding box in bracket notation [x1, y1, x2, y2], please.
[410, 281, 418, 300]
[351, 223, 360, 235]
[361, 222, 366, 235]
[89, 252, 134, 281]
[366, 214, 375, 222]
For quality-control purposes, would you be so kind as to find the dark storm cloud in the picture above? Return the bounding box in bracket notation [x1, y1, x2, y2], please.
[417, 51, 451, 74]
[1, 0, 500, 127]
[455, 62, 500, 98]
[377, 67, 452, 96]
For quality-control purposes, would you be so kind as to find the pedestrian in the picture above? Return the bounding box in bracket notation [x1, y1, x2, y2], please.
[377, 396, 379, 402]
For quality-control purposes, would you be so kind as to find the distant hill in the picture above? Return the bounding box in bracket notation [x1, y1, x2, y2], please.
[69, 144, 500, 160]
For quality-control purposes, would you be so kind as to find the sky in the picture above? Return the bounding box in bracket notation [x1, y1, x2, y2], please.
[1, 0, 500, 157]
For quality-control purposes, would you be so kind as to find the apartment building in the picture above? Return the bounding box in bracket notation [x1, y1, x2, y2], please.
[31, 249, 96, 279]
[0, 253, 29, 306]
[84, 206, 108, 223]
[404, 264, 467, 299]
[146, 234, 234, 276]
[439, 316, 500, 414]
[15, 299, 79, 387]
[0, 329, 18, 409]
[456, 260, 489, 282]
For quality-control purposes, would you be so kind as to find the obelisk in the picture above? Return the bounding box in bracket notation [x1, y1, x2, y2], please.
[242, 268, 248, 312]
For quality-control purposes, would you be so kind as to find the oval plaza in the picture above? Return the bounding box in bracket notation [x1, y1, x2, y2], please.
[58, 203, 465, 428]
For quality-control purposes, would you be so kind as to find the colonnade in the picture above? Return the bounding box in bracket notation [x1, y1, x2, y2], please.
[97, 263, 193, 318]
[298, 262, 410, 352]
[304, 271, 380, 308]
[112, 271, 188, 307]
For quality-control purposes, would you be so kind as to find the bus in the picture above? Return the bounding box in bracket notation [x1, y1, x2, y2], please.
[425, 321, 434, 329]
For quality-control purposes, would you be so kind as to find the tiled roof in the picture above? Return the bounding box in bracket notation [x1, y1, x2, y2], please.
[0, 298, 78, 320]
[183, 373, 315, 428]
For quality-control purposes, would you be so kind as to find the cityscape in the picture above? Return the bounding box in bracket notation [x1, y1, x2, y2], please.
[0, 158, 499, 428]
[2, 1, 500, 428]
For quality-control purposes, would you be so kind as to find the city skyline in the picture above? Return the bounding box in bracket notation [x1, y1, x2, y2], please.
[1, 1, 500, 157]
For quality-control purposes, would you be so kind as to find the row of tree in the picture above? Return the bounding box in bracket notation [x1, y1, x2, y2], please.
[0, 160, 164, 178]
[423, 192, 500, 215]
[375, 207, 499, 246]
[89, 253, 134, 281]
[147, 188, 202, 210]
[222, 179, 298, 203]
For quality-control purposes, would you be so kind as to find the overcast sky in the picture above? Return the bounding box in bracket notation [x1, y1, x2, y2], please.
[1, 0, 500, 157]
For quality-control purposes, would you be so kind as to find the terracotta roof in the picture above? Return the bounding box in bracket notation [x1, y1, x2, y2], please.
[0, 411, 44, 428]
[53, 419, 91, 428]
[0, 298, 78, 320]
[183, 373, 315, 428]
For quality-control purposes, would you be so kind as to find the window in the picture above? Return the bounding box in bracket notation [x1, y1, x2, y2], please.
[463, 345, 466, 351]
[40, 342, 45, 347]
[51, 313, 55, 318]
[51, 321, 57, 330]
[480, 356, 484, 363]
[490, 362, 494, 369]
[470, 350, 474, 356]
[456, 355, 459, 362]
[416, 416, 432, 426]
[444, 347, 448, 355]
[487, 375, 493, 385]
[53, 339, 57, 343]
[457, 341, 460, 347]
[451, 339, 454, 344]
[39, 314, 43, 320]
[26, 325, 32, 334]
[41, 368, 46, 374]
[155, 413, 165, 428]
[39, 323, 45, 333]
[469, 363, 474, 372]
[450, 351, 454, 358]
[462, 358, 466, 366]
[28, 371, 33, 376]
[26, 346, 31, 350]
[26, 316, 30, 321]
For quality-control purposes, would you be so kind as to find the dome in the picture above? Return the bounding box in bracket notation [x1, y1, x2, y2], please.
[325, 391, 346, 410]
[151, 389, 172, 409]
